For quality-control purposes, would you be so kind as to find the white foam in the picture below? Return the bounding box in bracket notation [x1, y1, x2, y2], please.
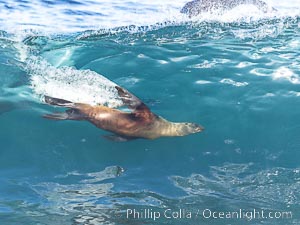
[0, 0, 299, 33]
[170, 55, 198, 63]
[263, 93, 276, 97]
[288, 91, 300, 97]
[0, 0, 187, 33]
[250, 68, 272, 76]
[272, 67, 300, 84]
[114, 76, 141, 88]
[195, 80, 212, 84]
[189, 60, 217, 69]
[289, 40, 300, 48]
[260, 47, 276, 53]
[189, 59, 231, 69]
[236, 61, 256, 68]
[220, 78, 249, 87]
[27, 57, 124, 107]
[158, 60, 169, 64]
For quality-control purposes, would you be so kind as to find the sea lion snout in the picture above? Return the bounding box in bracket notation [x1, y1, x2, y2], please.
[186, 122, 204, 133]
[177, 122, 204, 135]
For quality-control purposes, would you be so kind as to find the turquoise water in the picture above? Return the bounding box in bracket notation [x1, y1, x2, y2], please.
[1, 1, 300, 224]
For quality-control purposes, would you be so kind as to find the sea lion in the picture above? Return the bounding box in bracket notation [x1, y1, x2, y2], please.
[43, 86, 204, 141]
[181, 0, 275, 17]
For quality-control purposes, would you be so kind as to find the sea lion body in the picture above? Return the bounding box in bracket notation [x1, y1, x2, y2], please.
[181, 0, 274, 17]
[43, 86, 203, 140]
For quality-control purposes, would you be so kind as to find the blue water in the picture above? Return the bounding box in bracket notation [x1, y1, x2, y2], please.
[1, 0, 300, 224]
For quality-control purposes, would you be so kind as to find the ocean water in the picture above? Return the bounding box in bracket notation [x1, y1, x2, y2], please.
[0, 0, 300, 224]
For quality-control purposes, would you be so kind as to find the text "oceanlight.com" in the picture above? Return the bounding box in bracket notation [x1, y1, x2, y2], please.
[126, 208, 293, 221]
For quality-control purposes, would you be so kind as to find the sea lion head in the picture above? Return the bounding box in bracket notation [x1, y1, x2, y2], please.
[179, 122, 204, 134]
[161, 121, 204, 137]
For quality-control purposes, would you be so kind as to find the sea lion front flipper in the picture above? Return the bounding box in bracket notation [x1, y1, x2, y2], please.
[103, 134, 137, 142]
[44, 96, 76, 108]
[43, 109, 85, 121]
[43, 112, 69, 120]
[115, 86, 150, 113]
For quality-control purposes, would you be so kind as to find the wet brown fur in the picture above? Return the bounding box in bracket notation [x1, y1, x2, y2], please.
[43, 86, 204, 140]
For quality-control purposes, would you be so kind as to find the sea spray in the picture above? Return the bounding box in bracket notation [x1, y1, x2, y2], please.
[26, 57, 124, 107]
